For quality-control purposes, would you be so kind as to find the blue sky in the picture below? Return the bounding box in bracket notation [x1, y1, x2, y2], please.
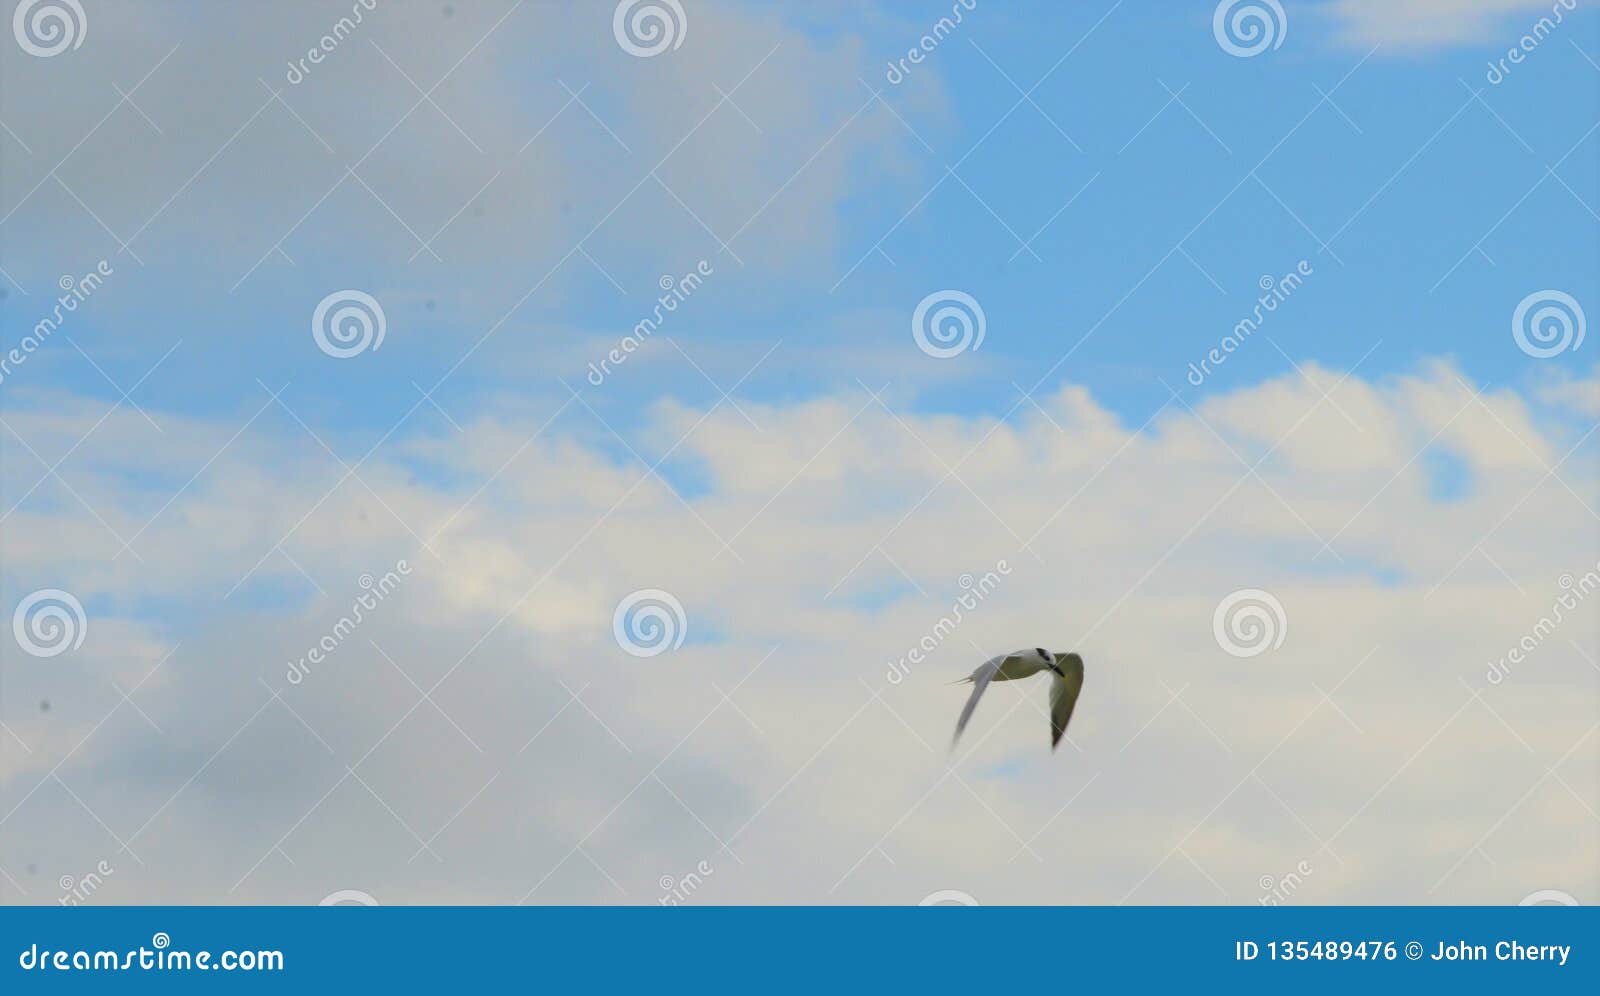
[7, 1, 1596, 445]
[2, 1, 1598, 906]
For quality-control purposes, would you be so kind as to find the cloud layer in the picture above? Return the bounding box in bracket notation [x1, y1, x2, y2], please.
[2, 361, 1595, 903]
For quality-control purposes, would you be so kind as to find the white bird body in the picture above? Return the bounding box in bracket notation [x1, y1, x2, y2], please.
[952, 648, 1084, 751]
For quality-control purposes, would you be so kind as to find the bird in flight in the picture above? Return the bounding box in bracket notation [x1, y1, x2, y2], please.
[951, 648, 1084, 751]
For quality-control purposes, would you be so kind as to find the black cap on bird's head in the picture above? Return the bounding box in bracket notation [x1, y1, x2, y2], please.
[1048, 649, 1083, 677]
[1035, 647, 1065, 677]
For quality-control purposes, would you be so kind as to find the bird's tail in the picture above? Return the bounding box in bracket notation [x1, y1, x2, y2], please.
[947, 675, 974, 685]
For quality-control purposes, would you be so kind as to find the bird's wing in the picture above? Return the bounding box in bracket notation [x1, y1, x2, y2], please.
[1049, 657, 1085, 751]
[952, 654, 1011, 748]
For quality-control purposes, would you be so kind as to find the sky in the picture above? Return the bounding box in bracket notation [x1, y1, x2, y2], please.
[0, 0, 1597, 905]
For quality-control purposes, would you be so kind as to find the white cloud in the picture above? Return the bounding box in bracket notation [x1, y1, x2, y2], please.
[1322, 0, 1579, 49]
[1, 361, 1595, 903]
[1538, 367, 1600, 417]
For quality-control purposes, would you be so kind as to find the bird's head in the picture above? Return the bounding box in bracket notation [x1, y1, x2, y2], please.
[1034, 647, 1061, 676]
[1052, 651, 1082, 676]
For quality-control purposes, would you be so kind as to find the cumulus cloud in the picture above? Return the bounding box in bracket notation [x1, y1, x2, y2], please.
[1, 362, 1595, 903]
[1538, 368, 1600, 417]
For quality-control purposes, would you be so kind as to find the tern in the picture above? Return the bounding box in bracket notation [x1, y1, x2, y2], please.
[951, 648, 1084, 751]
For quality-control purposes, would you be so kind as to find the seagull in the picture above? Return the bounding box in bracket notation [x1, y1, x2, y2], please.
[951, 648, 1084, 751]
